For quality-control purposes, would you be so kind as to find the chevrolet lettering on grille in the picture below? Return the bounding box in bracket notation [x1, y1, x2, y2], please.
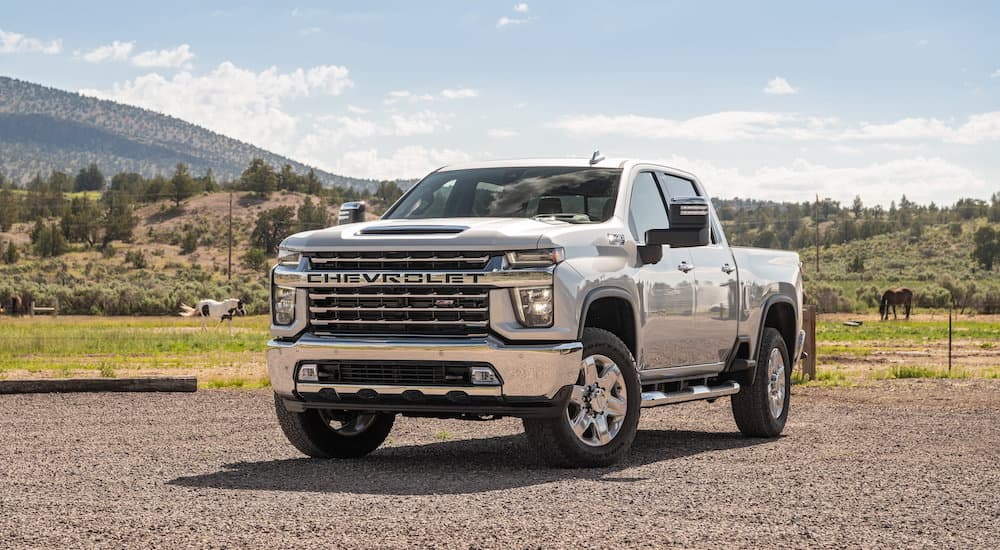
[306, 272, 485, 285]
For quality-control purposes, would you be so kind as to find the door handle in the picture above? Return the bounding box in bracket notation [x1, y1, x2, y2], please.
[722, 263, 735, 274]
[678, 261, 693, 273]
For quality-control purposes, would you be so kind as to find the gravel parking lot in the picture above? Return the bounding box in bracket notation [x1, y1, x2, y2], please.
[2, 380, 998, 549]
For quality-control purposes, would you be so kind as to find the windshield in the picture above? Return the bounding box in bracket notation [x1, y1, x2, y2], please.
[384, 167, 622, 223]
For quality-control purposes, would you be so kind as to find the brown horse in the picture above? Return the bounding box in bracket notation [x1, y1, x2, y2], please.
[880, 288, 913, 320]
[8, 295, 23, 317]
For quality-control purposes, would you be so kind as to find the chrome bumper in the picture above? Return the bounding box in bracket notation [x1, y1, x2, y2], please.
[267, 334, 583, 403]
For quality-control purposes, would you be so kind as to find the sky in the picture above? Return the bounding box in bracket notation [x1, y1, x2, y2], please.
[1, 0, 999, 205]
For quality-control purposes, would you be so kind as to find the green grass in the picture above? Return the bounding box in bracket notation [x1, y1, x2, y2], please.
[871, 366, 969, 380]
[793, 369, 856, 387]
[199, 376, 271, 389]
[817, 318, 1000, 343]
[0, 315, 269, 374]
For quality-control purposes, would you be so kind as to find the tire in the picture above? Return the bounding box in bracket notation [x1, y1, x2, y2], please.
[731, 327, 790, 437]
[273, 393, 395, 458]
[523, 328, 642, 468]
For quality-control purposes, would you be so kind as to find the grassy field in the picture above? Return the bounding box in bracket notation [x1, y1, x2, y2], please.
[0, 315, 270, 388]
[1, 313, 997, 388]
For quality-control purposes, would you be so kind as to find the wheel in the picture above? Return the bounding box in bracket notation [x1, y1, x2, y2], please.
[731, 327, 790, 437]
[273, 394, 395, 458]
[523, 327, 641, 468]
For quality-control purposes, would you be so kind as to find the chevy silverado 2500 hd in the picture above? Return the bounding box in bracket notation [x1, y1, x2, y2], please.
[267, 157, 805, 467]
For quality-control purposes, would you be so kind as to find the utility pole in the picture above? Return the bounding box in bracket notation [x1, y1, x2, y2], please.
[227, 191, 233, 281]
[814, 193, 820, 274]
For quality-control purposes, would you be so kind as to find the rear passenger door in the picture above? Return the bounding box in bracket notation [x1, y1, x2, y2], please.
[658, 172, 739, 366]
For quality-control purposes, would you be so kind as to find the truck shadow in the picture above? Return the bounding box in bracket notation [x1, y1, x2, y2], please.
[168, 429, 773, 495]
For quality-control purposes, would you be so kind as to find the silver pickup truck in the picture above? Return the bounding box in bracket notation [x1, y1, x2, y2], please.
[267, 157, 805, 467]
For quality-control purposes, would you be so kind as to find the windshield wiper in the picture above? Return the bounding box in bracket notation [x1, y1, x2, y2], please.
[532, 213, 592, 224]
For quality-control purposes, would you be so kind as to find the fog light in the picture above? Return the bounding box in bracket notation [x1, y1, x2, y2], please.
[469, 366, 500, 385]
[298, 363, 318, 382]
[513, 286, 554, 327]
[273, 286, 296, 325]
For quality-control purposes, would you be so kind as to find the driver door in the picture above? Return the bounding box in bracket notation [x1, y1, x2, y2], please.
[629, 171, 697, 369]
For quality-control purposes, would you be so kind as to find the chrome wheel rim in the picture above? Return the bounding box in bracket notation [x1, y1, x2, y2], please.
[566, 354, 628, 447]
[767, 348, 787, 418]
[319, 411, 377, 436]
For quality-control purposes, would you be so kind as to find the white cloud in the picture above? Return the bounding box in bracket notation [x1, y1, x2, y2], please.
[76, 41, 134, 63]
[551, 111, 801, 141]
[842, 112, 1000, 144]
[764, 76, 798, 95]
[497, 16, 528, 28]
[662, 155, 987, 205]
[384, 90, 434, 105]
[514, 3, 529, 12]
[0, 29, 62, 54]
[992, 69, 1000, 78]
[299, 27, 322, 36]
[389, 110, 451, 136]
[551, 110, 1000, 145]
[347, 105, 369, 114]
[323, 146, 474, 180]
[385, 88, 479, 104]
[488, 128, 519, 138]
[831, 144, 861, 155]
[131, 44, 195, 69]
[80, 61, 354, 154]
[440, 88, 478, 99]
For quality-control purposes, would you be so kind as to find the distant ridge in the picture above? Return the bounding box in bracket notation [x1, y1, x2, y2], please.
[0, 76, 378, 190]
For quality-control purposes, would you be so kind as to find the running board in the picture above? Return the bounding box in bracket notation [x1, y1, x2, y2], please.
[640, 381, 741, 408]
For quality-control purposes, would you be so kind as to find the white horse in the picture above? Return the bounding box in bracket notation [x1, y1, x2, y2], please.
[179, 298, 247, 335]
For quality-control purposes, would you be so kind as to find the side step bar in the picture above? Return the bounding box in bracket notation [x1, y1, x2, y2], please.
[640, 380, 741, 408]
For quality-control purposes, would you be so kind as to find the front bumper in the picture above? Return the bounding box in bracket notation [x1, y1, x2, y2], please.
[267, 334, 583, 417]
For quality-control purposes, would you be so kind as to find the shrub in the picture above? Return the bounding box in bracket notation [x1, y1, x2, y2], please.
[124, 250, 147, 269]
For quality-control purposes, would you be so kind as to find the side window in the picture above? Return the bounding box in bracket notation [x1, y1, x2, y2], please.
[657, 172, 718, 245]
[658, 173, 699, 199]
[627, 171, 669, 243]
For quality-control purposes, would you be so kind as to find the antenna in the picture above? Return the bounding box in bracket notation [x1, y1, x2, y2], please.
[589, 150, 605, 165]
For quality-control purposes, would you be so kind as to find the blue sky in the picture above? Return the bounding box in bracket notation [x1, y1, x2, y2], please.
[2, 0, 999, 204]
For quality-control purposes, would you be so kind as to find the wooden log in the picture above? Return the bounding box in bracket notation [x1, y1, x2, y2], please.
[0, 377, 198, 394]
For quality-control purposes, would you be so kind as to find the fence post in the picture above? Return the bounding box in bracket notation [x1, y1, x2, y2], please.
[801, 305, 817, 381]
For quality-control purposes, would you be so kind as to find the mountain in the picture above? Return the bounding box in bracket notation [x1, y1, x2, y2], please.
[0, 76, 377, 190]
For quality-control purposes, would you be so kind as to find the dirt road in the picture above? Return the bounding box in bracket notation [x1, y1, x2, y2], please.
[2, 380, 998, 548]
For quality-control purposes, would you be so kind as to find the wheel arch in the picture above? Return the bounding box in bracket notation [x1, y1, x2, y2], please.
[756, 296, 796, 363]
[578, 288, 639, 360]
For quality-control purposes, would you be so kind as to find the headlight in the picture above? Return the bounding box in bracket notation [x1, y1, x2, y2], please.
[506, 248, 565, 268]
[513, 286, 554, 327]
[273, 286, 297, 325]
[277, 248, 301, 267]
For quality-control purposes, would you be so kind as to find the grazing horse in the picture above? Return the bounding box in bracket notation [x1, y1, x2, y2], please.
[879, 288, 913, 320]
[8, 295, 23, 317]
[179, 298, 247, 335]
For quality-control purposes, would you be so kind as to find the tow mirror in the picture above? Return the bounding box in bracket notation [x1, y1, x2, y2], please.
[338, 201, 367, 224]
[645, 197, 711, 248]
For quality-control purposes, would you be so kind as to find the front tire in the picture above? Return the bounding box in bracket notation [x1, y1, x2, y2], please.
[523, 328, 641, 468]
[731, 327, 790, 437]
[274, 394, 395, 458]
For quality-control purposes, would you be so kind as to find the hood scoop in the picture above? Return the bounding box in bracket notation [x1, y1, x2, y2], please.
[358, 224, 468, 235]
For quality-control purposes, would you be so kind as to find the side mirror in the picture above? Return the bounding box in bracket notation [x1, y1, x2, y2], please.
[338, 201, 367, 224]
[645, 197, 711, 248]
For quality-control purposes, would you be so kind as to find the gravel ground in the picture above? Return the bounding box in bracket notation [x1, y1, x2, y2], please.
[2, 380, 998, 549]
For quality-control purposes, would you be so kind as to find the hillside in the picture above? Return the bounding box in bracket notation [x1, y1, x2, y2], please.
[0, 76, 377, 190]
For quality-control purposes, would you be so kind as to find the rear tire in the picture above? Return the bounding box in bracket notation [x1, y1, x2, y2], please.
[274, 394, 394, 458]
[523, 328, 641, 468]
[731, 328, 790, 437]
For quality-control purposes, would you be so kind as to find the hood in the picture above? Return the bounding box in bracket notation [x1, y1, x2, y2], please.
[281, 217, 574, 252]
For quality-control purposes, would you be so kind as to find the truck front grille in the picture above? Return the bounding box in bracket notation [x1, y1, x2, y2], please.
[305, 250, 492, 271]
[309, 360, 492, 386]
[308, 286, 490, 337]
